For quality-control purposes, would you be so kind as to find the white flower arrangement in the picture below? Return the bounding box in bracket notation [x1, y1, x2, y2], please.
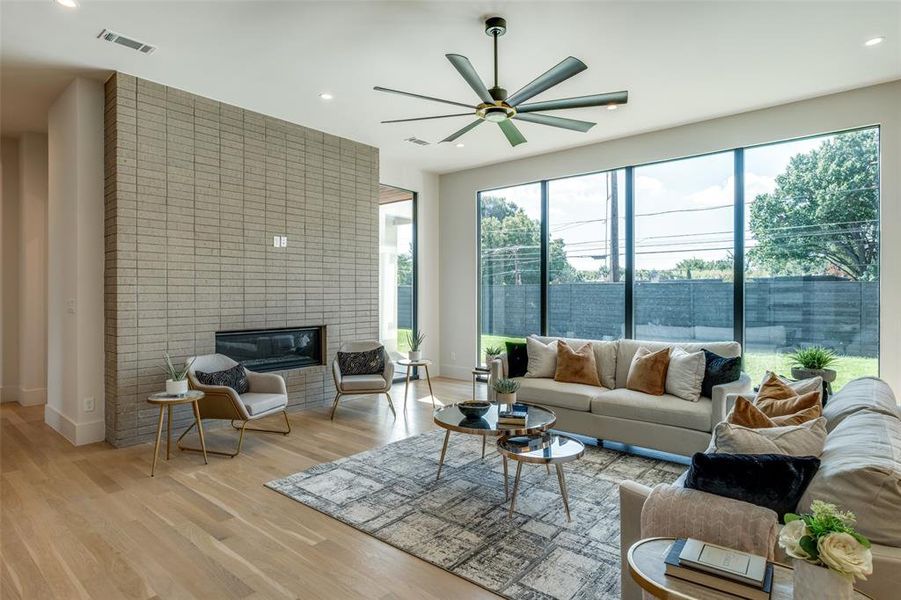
[779, 500, 873, 582]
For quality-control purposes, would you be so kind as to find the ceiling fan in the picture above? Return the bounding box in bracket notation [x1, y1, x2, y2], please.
[374, 16, 628, 147]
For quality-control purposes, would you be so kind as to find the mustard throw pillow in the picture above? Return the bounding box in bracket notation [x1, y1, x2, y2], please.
[554, 340, 602, 387]
[625, 347, 670, 396]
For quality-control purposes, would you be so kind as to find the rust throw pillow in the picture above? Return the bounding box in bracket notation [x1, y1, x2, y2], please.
[554, 341, 602, 387]
[756, 371, 823, 405]
[757, 389, 822, 419]
[625, 347, 671, 396]
[769, 395, 823, 426]
[728, 396, 778, 428]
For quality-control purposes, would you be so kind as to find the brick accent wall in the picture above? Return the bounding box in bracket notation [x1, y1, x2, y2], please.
[104, 73, 378, 447]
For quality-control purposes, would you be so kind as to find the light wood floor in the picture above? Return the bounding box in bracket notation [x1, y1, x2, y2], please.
[1, 377, 501, 600]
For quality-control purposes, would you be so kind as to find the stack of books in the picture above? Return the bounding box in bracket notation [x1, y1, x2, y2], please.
[497, 403, 528, 425]
[665, 538, 773, 600]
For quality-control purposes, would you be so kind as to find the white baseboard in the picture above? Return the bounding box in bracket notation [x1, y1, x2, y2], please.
[44, 404, 105, 446]
[18, 386, 47, 406]
[0, 385, 18, 403]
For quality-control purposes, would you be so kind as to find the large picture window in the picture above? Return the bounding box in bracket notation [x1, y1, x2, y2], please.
[476, 127, 880, 390]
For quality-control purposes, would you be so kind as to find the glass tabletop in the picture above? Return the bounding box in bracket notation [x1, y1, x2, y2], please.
[433, 402, 556, 436]
[497, 433, 585, 464]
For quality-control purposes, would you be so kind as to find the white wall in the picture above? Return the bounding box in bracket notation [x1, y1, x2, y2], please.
[380, 158, 440, 375]
[438, 80, 901, 390]
[1, 138, 20, 402]
[46, 77, 105, 445]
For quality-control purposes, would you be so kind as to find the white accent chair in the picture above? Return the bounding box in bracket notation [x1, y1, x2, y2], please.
[182, 354, 290, 457]
[331, 342, 396, 420]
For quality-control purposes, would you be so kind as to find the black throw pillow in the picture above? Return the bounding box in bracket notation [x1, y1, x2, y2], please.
[337, 346, 386, 376]
[684, 452, 820, 519]
[701, 349, 742, 398]
[195, 363, 249, 394]
[506, 342, 528, 378]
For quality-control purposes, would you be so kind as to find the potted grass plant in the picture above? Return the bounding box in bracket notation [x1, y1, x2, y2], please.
[162, 353, 195, 396]
[404, 329, 425, 361]
[779, 500, 872, 599]
[493, 378, 520, 404]
[484, 345, 503, 367]
[789, 346, 838, 386]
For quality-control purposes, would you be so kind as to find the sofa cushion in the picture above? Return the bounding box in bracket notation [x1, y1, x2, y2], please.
[823, 377, 899, 431]
[195, 363, 249, 394]
[758, 371, 823, 402]
[505, 341, 528, 378]
[729, 396, 778, 428]
[701, 349, 742, 399]
[615, 339, 741, 390]
[337, 347, 385, 376]
[626, 347, 671, 396]
[710, 418, 827, 457]
[798, 410, 901, 546]
[340, 374, 387, 391]
[532, 336, 617, 388]
[525, 337, 558, 378]
[241, 392, 287, 416]
[555, 340, 601, 387]
[591, 388, 713, 432]
[515, 377, 606, 412]
[757, 388, 822, 420]
[665, 348, 706, 402]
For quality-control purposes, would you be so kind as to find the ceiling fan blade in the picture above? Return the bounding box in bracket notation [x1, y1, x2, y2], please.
[513, 112, 595, 133]
[517, 91, 629, 113]
[506, 56, 588, 106]
[440, 119, 484, 143]
[381, 113, 473, 124]
[445, 54, 494, 104]
[373, 86, 475, 110]
[498, 120, 527, 147]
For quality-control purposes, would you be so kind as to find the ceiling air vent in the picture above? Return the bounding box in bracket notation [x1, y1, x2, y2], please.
[97, 29, 157, 54]
[404, 136, 430, 146]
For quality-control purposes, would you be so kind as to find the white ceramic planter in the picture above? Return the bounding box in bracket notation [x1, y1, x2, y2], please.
[495, 392, 517, 405]
[166, 379, 188, 396]
[793, 560, 853, 600]
[408, 350, 421, 361]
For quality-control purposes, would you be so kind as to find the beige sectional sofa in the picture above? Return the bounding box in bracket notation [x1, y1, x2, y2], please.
[619, 377, 901, 600]
[488, 336, 753, 456]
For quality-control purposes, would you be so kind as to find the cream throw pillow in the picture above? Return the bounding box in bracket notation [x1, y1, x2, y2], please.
[525, 337, 558, 378]
[665, 347, 706, 402]
[710, 418, 827, 457]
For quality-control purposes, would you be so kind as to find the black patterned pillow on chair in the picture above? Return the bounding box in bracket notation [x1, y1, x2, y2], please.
[195, 363, 250, 394]
[338, 347, 386, 376]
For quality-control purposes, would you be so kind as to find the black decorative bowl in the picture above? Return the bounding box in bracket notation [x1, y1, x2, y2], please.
[458, 401, 491, 419]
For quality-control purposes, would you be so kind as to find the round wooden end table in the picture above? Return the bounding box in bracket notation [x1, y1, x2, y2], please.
[627, 537, 873, 599]
[397, 358, 435, 410]
[147, 390, 208, 477]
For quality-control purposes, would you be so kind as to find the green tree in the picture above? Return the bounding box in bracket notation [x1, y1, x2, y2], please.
[748, 129, 879, 280]
[480, 195, 576, 285]
[397, 249, 413, 285]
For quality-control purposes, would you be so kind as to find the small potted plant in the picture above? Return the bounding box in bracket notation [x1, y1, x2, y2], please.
[789, 346, 838, 387]
[404, 329, 425, 361]
[779, 500, 872, 599]
[493, 378, 520, 404]
[484, 345, 503, 367]
[162, 353, 194, 396]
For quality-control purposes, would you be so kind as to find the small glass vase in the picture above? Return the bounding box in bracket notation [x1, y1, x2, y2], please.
[793, 559, 853, 600]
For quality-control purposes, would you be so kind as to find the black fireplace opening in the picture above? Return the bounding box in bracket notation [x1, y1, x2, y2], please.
[215, 326, 325, 372]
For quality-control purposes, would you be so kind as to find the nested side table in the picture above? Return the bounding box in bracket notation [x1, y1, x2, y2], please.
[397, 358, 435, 410]
[147, 390, 208, 477]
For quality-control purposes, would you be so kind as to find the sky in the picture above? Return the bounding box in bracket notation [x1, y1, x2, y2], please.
[480, 134, 828, 273]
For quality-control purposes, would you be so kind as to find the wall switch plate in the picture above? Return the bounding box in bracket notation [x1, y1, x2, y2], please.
[280, 236, 288, 247]
[273, 235, 281, 247]
[84, 396, 95, 412]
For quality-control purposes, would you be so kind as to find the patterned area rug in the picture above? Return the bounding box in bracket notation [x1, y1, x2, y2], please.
[266, 430, 682, 599]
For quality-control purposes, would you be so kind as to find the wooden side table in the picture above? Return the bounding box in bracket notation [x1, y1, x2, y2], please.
[397, 358, 435, 410]
[147, 390, 208, 477]
[627, 537, 872, 599]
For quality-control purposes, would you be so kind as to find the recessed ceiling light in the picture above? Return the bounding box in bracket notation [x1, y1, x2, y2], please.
[455, 143, 465, 148]
[864, 36, 885, 46]
[319, 92, 333, 100]
[607, 104, 618, 111]
[54, 0, 79, 7]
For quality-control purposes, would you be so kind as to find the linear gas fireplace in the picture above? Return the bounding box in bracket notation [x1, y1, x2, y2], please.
[215, 326, 325, 372]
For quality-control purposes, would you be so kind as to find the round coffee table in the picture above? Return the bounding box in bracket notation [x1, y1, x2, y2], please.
[432, 402, 556, 488]
[147, 390, 207, 477]
[497, 433, 585, 522]
[627, 537, 873, 599]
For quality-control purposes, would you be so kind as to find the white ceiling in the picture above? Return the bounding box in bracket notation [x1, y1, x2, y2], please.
[2, 1, 899, 174]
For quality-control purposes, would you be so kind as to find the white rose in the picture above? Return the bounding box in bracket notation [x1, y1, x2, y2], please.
[817, 532, 873, 581]
[779, 519, 810, 560]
